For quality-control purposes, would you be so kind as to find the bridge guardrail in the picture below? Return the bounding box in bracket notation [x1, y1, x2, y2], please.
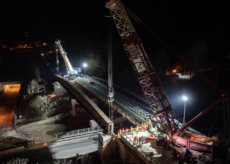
[74, 78, 142, 125]
[85, 75, 151, 113]
[79, 77, 150, 123]
[90, 76, 147, 104]
[28, 127, 103, 148]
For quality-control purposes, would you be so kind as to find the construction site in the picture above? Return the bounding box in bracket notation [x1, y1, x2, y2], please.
[0, 0, 230, 163]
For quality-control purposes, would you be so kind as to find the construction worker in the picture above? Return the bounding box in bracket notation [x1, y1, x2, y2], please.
[132, 130, 134, 137]
[149, 118, 152, 124]
[131, 126, 133, 132]
[136, 136, 139, 144]
[122, 128, 125, 135]
[136, 127, 138, 134]
[155, 126, 158, 132]
[134, 136, 137, 142]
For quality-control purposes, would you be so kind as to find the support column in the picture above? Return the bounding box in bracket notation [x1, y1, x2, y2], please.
[107, 8, 114, 133]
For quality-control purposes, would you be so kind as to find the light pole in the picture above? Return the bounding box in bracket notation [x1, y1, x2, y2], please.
[182, 96, 188, 123]
[83, 63, 87, 77]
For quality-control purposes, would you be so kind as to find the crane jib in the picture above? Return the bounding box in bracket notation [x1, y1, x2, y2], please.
[127, 44, 146, 72]
[107, 0, 178, 136]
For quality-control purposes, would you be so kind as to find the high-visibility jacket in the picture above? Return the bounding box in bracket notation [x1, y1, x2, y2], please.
[136, 136, 139, 140]
[132, 131, 134, 135]
[136, 127, 138, 131]
[131, 127, 133, 131]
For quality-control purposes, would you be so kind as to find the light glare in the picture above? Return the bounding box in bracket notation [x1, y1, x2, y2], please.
[182, 96, 188, 101]
[83, 63, 87, 67]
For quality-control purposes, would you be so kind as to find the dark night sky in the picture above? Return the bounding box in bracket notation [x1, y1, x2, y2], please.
[1, 0, 230, 75]
[2, 0, 230, 50]
[1, 0, 230, 134]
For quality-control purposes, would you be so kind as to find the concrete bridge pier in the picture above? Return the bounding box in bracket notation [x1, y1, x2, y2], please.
[98, 133, 151, 164]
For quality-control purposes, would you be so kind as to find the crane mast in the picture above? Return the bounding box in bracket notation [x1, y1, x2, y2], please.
[106, 0, 177, 137]
[55, 40, 78, 76]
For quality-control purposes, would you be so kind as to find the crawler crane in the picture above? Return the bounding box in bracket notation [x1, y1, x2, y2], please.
[106, 0, 229, 163]
[55, 40, 82, 79]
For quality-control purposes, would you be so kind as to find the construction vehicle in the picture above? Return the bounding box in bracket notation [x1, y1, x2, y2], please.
[106, 0, 229, 163]
[55, 40, 82, 79]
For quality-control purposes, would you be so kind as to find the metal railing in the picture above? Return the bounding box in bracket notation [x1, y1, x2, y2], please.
[85, 76, 153, 115]
[90, 76, 147, 104]
[78, 77, 150, 123]
[74, 78, 141, 125]
[86, 76, 149, 110]
[28, 127, 103, 148]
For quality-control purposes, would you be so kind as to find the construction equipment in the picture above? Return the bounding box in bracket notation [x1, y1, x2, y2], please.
[106, 0, 229, 162]
[55, 40, 82, 79]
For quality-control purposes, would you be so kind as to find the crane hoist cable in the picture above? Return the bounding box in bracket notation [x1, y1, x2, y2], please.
[118, 3, 223, 96]
[120, 3, 229, 142]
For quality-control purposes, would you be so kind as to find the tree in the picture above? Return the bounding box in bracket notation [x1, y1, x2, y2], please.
[152, 48, 171, 75]
[187, 40, 208, 71]
[33, 62, 41, 82]
[82, 39, 107, 77]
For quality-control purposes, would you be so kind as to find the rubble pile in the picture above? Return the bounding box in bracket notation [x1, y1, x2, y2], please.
[25, 78, 46, 96]
[1, 129, 25, 139]
[20, 95, 70, 119]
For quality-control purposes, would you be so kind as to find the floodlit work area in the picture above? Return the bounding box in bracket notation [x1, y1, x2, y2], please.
[0, 84, 21, 129]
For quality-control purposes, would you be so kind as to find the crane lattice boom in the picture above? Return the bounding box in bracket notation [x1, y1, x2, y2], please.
[106, 0, 178, 137]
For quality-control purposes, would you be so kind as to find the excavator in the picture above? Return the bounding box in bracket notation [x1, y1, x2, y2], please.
[106, 0, 229, 163]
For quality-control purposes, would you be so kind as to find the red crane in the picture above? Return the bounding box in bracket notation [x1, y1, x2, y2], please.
[106, 0, 177, 138]
[105, 0, 224, 152]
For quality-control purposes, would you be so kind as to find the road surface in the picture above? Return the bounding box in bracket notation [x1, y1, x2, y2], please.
[0, 139, 98, 163]
[0, 84, 20, 129]
[77, 77, 142, 114]
[50, 139, 98, 159]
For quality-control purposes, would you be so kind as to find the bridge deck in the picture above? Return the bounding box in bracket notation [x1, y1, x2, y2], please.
[56, 75, 113, 134]
[77, 77, 147, 124]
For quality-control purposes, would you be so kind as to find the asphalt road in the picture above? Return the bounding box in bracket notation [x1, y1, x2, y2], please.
[0, 139, 98, 163]
[50, 139, 98, 159]
[0, 84, 20, 129]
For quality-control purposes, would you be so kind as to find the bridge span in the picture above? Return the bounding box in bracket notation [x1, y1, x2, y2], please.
[56, 75, 114, 134]
[57, 75, 203, 136]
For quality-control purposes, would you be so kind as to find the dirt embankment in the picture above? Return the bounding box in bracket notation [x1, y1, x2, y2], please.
[18, 94, 71, 120]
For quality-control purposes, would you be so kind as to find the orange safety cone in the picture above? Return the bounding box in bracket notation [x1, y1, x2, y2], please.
[150, 133, 153, 137]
